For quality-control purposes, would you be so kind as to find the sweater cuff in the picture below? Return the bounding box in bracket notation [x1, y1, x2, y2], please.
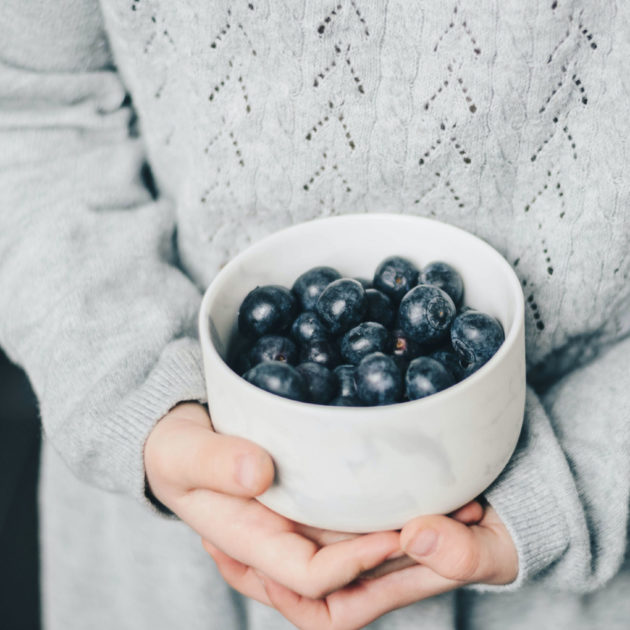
[466, 387, 571, 593]
[100, 336, 208, 512]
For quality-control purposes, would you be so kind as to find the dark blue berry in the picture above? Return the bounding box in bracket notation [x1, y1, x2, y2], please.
[429, 349, 465, 381]
[333, 364, 358, 399]
[387, 328, 423, 376]
[354, 277, 373, 290]
[365, 289, 395, 327]
[243, 361, 306, 401]
[355, 352, 403, 406]
[299, 337, 341, 369]
[330, 395, 363, 406]
[450, 311, 505, 371]
[248, 335, 298, 366]
[390, 354, 411, 376]
[238, 285, 297, 339]
[227, 336, 252, 375]
[316, 278, 367, 335]
[295, 362, 338, 404]
[292, 266, 341, 311]
[405, 356, 455, 400]
[461, 361, 484, 379]
[373, 256, 419, 303]
[340, 322, 390, 365]
[421, 261, 464, 307]
[290, 311, 329, 346]
[398, 284, 456, 345]
[390, 328, 424, 362]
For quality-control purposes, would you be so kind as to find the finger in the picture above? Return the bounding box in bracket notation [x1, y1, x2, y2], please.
[259, 575, 334, 630]
[400, 508, 517, 584]
[148, 414, 275, 497]
[294, 524, 407, 564]
[261, 563, 457, 630]
[293, 523, 360, 547]
[287, 529, 402, 598]
[202, 539, 272, 607]
[180, 489, 401, 599]
[329, 564, 458, 627]
[164, 401, 214, 428]
[449, 500, 485, 524]
[358, 503, 489, 582]
[359, 555, 417, 580]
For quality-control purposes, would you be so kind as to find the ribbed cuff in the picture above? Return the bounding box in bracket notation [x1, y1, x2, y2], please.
[100, 336, 208, 513]
[466, 388, 571, 593]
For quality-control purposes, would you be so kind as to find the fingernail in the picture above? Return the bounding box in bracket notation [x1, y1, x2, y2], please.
[236, 453, 261, 492]
[407, 529, 438, 557]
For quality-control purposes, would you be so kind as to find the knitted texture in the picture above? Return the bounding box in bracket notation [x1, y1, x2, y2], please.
[1, 0, 629, 628]
[100, 0, 630, 374]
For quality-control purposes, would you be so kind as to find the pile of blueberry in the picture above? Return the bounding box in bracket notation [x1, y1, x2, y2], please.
[228, 257, 504, 406]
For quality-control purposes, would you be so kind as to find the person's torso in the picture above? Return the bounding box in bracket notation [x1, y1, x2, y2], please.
[99, 0, 629, 379]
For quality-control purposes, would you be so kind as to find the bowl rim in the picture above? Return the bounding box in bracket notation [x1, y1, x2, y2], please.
[198, 213, 525, 415]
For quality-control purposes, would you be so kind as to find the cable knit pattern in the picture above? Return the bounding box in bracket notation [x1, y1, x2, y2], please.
[1, 1, 629, 628]
[99, 0, 630, 371]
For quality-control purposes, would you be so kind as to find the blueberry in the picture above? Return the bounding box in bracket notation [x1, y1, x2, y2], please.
[450, 311, 505, 371]
[390, 328, 424, 362]
[390, 354, 411, 376]
[290, 311, 329, 346]
[227, 336, 252, 375]
[292, 266, 342, 311]
[333, 364, 358, 399]
[389, 328, 425, 377]
[461, 361, 484, 379]
[299, 337, 341, 369]
[354, 277, 373, 290]
[429, 349, 465, 381]
[340, 322, 390, 365]
[398, 284, 456, 345]
[405, 356, 455, 400]
[355, 352, 403, 406]
[316, 278, 367, 335]
[373, 256, 419, 303]
[296, 362, 338, 404]
[248, 335, 298, 366]
[243, 361, 306, 401]
[421, 261, 464, 307]
[365, 289, 395, 327]
[330, 395, 363, 406]
[238, 285, 297, 339]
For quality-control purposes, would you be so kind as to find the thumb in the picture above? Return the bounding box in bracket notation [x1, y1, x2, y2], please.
[399, 508, 517, 585]
[145, 402, 275, 500]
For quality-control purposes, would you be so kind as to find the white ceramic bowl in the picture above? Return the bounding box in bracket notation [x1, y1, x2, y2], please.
[199, 214, 525, 532]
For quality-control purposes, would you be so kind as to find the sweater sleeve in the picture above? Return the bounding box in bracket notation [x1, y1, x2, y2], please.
[0, 1, 207, 507]
[473, 334, 630, 593]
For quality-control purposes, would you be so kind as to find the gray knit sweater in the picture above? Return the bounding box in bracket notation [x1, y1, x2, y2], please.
[1, 0, 629, 628]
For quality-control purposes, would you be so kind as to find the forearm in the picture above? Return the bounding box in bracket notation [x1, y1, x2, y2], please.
[479, 335, 630, 593]
[0, 4, 207, 503]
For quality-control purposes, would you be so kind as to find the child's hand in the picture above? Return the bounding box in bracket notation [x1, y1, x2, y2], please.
[144, 402, 401, 601]
[208, 499, 517, 630]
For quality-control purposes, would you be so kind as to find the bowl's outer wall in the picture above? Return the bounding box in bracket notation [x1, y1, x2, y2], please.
[200, 215, 526, 532]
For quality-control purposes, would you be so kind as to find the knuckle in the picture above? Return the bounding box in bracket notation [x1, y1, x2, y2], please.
[453, 545, 481, 582]
[306, 586, 326, 600]
[207, 447, 231, 488]
[299, 580, 328, 600]
[187, 442, 213, 487]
